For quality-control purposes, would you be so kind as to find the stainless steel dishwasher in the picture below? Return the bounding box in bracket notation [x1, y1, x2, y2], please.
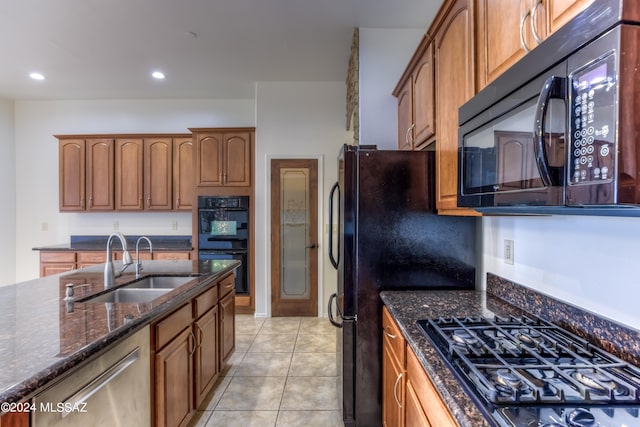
[32, 325, 151, 427]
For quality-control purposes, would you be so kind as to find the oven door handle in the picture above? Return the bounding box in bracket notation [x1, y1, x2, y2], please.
[328, 293, 343, 328]
[328, 182, 340, 269]
[200, 249, 247, 255]
[534, 75, 566, 187]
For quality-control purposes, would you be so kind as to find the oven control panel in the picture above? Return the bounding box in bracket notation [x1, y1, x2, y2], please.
[569, 52, 616, 186]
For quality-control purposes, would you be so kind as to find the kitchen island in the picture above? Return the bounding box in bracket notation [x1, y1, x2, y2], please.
[381, 274, 640, 427]
[0, 258, 239, 425]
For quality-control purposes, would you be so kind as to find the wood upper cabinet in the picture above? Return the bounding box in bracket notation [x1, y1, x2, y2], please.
[432, 0, 479, 216]
[394, 38, 436, 151]
[476, 0, 593, 89]
[144, 137, 173, 210]
[115, 138, 144, 210]
[59, 139, 85, 211]
[85, 138, 115, 211]
[192, 128, 254, 187]
[173, 137, 193, 210]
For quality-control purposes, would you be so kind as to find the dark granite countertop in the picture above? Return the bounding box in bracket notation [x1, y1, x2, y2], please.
[32, 235, 193, 252]
[380, 290, 527, 427]
[0, 259, 239, 405]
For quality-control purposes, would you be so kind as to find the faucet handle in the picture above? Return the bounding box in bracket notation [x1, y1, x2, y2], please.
[121, 250, 133, 266]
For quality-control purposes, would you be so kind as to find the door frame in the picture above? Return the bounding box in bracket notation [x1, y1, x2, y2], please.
[265, 154, 324, 317]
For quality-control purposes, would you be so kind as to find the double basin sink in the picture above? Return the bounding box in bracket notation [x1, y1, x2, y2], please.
[79, 275, 197, 304]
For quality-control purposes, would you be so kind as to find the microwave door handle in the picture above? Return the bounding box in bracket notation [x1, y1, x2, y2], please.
[534, 75, 566, 186]
[328, 182, 340, 269]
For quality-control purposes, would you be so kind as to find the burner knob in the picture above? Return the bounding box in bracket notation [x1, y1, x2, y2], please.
[566, 408, 596, 427]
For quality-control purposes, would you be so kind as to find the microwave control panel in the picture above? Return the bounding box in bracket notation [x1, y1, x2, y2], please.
[568, 53, 616, 185]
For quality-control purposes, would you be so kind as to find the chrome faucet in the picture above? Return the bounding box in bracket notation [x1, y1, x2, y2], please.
[104, 232, 133, 288]
[135, 236, 153, 277]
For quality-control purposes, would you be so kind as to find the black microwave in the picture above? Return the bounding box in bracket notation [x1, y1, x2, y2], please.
[457, 2, 640, 217]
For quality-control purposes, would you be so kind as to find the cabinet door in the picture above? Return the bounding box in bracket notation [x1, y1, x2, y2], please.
[155, 328, 194, 427]
[194, 306, 219, 407]
[382, 344, 404, 427]
[173, 137, 193, 210]
[546, 0, 593, 35]
[413, 42, 436, 148]
[144, 137, 173, 210]
[476, 0, 530, 89]
[196, 133, 223, 186]
[405, 380, 431, 427]
[59, 139, 86, 211]
[219, 291, 235, 366]
[85, 138, 114, 211]
[153, 252, 190, 261]
[223, 133, 251, 186]
[115, 138, 143, 210]
[434, 0, 479, 215]
[396, 78, 414, 151]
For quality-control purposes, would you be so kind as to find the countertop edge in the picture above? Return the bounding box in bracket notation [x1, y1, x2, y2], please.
[0, 262, 238, 405]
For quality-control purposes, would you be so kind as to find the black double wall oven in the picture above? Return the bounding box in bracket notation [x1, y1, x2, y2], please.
[198, 196, 249, 295]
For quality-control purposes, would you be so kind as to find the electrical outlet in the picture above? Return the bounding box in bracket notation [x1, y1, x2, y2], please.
[504, 239, 514, 265]
[41, 222, 48, 232]
[113, 221, 119, 231]
[172, 221, 178, 230]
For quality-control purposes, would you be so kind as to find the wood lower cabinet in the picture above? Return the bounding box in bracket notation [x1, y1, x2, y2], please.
[382, 306, 457, 427]
[153, 251, 190, 261]
[432, 0, 479, 216]
[39, 252, 76, 277]
[382, 306, 406, 427]
[152, 273, 235, 427]
[0, 411, 29, 427]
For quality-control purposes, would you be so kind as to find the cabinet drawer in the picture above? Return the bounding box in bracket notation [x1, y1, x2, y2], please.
[77, 251, 107, 263]
[382, 306, 405, 366]
[153, 251, 190, 260]
[155, 303, 192, 350]
[406, 347, 456, 427]
[194, 285, 218, 318]
[218, 273, 235, 298]
[40, 251, 76, 263]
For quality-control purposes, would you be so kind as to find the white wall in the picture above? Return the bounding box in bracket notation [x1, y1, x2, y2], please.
[14, 99, 255, 282]
[359, 28, 424, 149]
[0, 99, 16, 286]
[483, 215, 640, 329]
[255, 82, 352, 317]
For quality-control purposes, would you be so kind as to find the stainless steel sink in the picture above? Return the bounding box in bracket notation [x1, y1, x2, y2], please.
[82, 288, 171, 303]
[123, 275, 196, 289]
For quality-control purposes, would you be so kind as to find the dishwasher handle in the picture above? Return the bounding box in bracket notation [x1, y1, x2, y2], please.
[61, 347, 140, 418]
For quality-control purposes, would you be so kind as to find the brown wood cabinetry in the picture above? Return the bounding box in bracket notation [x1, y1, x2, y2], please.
[219, 276, 236, 366]
[173, 137, 194, 210]
[40, 252, 76, 277]
[0, 412, 29, 427]
[394, 38, 436, 151]
[382, 306, 405, 427]
[432, 0, 479, 216]
[382, 306, 457, 427]
[476, 0, 593, 89]
[152, 273, 235, 427]
[192, 128, 254, 187]
[57, 134, 193, 212]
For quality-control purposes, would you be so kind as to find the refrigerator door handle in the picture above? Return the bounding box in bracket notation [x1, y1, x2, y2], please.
[328, 182, 340, 269]
[328, 293, 343, 328]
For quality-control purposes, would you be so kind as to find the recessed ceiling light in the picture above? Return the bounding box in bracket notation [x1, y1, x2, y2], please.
[152, 71, 165, 79]
[29, 72, 46, 80]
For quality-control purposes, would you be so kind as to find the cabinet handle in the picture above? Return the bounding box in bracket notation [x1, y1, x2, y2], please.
[189, 331, 197, 355]
[519, 9, 532, 53]
[405, 124, 415, 149]
[88, 196, 93, 208]
[223, 173, 228, 184]
[530, 0, 543, 45]
[175, 196, 180, 208]
[195, 324, 204, 349]
[383, 326, 397, 339]
[393, 373, 403, 408]
[147, 197, 151, 208]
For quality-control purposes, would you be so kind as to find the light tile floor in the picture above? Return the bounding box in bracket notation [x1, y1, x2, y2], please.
[188, 315, 344, 427]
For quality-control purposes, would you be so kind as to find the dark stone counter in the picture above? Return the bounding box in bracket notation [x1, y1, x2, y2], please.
[32, 235, 193, 252]
[0, 259, 238, 405]
[381, 274, 640, 427]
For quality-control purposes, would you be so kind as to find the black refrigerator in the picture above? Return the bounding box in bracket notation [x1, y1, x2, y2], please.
[327, 144, 477, 427]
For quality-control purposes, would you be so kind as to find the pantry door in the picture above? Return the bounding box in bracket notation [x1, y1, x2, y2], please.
[270, 159, 318, 317]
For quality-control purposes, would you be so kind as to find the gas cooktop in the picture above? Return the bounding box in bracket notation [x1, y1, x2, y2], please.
[417, 315, 640, 427]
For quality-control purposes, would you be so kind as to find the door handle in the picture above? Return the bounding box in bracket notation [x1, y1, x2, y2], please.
[534, 75, 567, 186]
[305, 243, 318, 249]
[328, 182, 340, 269]
[328, 293, 343, 328]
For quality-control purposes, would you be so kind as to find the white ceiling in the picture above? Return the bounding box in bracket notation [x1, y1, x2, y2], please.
[0, 0, 443, 100]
